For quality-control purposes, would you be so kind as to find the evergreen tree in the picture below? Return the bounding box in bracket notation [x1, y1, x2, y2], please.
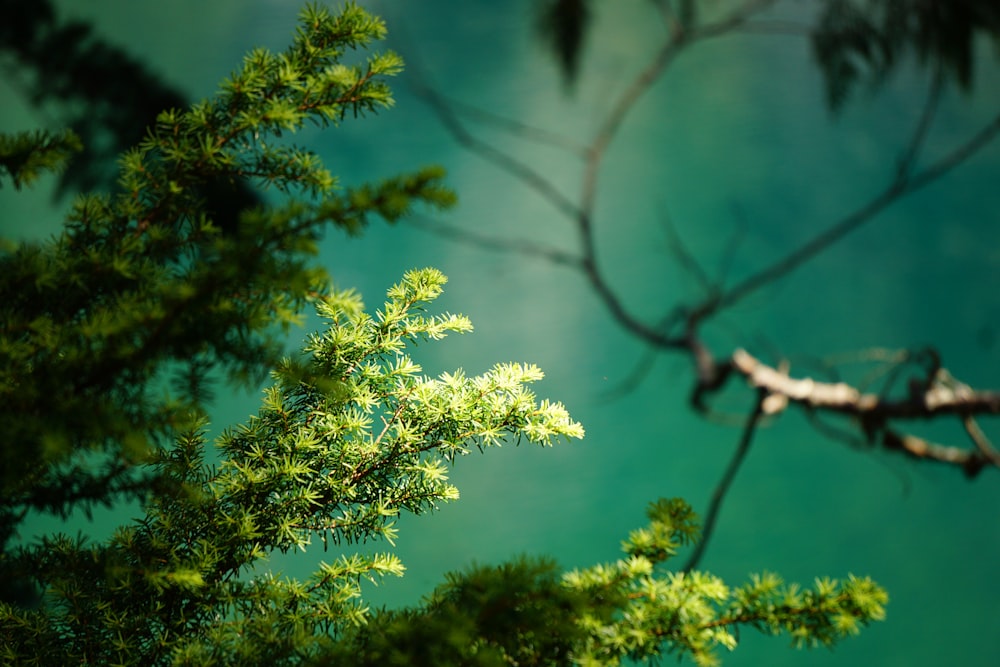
[1, 3, 885, 664]
[0, 1, 454, 531]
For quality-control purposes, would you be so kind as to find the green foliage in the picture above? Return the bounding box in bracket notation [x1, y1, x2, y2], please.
[813, 0, 1000, 110]
[320, 497, 886, 667]
[536, 0, 592, 90]
[316, 556, 602, 667]
[0, 128, 82, 190]
[533, 1, 998, 110]
[0, 0, 193, 196]
[0, 262, 884, 665]
[1, 3, 886, 665]
[563, 499, 887, 666]
[0, 2, 454, 527]
[0, 268, 585, 665]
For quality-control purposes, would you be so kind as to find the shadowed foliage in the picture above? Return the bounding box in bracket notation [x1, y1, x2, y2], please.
[813, 0, 1000, 110]
[533, 0, 1000, 109]
[535, 0, 592, 91]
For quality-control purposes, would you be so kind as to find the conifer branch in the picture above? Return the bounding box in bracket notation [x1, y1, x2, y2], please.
[1, 4, 891, 664]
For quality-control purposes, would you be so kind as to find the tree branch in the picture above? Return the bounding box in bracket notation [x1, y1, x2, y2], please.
[730, 348, 1000, 476]
[415, 0, 1000, 571]
[684, 390, 766, 572]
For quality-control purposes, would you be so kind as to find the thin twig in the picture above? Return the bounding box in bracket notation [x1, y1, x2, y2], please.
[413, 82, 584, 224]
[882, 430, 989, 478]
[658, 207, 714, 296]
[417, 0, 1000, 490]
[896, 65, 944, 181]
[601, 345, 660, 400]
[962, 416, 1000, 468]
[718, 201, 748, 287]
[572, 3, 782, 351]
[715, 108, 1000, 317]
[684, 391, 766, 572]
[423, 93, 591, 157]
[406, 214, 583, 268]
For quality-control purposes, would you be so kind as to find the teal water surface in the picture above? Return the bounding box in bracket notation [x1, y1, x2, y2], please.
[3, 1, 1000, 665]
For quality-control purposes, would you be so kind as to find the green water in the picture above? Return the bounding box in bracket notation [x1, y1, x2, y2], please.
[3, 1, 999, 665]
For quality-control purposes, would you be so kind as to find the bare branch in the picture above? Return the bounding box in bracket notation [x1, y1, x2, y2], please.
[425, 93, 591, 157]
[412, 82, 585, 224]
[684, 390, 766, 572]
[418, 1, 784, 356]
[733, 349, 875, 413]
[406, 214, 583, 268]
[896, 65, 944, 181]
[713, 86, 1000, 319]
[574, 1, 782, 351]
[581, 0, 780, 222]
[418, 0, 1000, 564]
[963, 416, 1000, 468]
[732, 349, 1000, 419]
[729, 348, 1000, 475]
[658, 208, 715, 297]
[882, 430, 989, 479]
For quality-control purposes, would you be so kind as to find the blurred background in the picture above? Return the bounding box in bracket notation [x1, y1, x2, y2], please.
[2, 1, 999, 664]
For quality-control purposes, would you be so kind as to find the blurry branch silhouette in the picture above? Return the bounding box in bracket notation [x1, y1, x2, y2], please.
[0, 0, 181, 193]
[0, 0, 260, 228]
[731, 349, 1000, 475]
[417, 92, 591, 156]
[415, 83, 585, 224]
[413, 0, 1000, 569]
[811, 0, 1000, 111]
[535, 0, 593, 92]
[0, 6, 892, 662]
[683, 389, 766, 573]
[695, 95, 1000, 325]
[408, 214, 583, 269]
